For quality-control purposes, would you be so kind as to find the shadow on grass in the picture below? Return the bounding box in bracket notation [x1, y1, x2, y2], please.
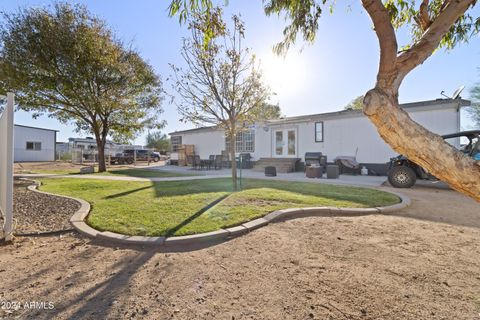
[101, 168, 186, 178]
[164, 194, 230, 237]
[105, 185, 153, 199]
[100, 177, 396, 207]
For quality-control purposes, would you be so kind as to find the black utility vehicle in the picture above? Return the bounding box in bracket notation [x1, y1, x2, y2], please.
[387, 130, 480, 188]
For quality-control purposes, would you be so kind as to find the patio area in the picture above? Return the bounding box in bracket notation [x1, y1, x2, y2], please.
[150, 164, 388, 187]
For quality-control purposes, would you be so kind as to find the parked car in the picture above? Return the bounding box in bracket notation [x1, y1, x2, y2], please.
[110, 149, 161, 165]
[387, 130, 480, 188]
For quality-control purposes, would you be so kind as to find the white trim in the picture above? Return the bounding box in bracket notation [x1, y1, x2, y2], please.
[272, 127, 298, 158]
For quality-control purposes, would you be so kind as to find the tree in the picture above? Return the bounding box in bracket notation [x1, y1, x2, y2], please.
[170, 8, 270, 189]
[468, 84, 480, 128]
[146, 131, 171, 152]
[344, 96, 364, 110]
[0, 3, 163, 172]
[251, 102, 282, 120]
[169, 0, 480, 201]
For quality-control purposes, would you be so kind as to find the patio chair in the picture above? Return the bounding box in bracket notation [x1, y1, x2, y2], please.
[237, 153, 252, 169]
[214, 155, 223, 170]
[193, 155, 201, 170]
[221, 151, 231, 168]
[186, 155, 194, 167]
[334, 156, 361, 175]
[207, 155, 215, 170]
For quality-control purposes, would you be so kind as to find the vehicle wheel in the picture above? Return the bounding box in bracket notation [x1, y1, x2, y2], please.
[153, 157, 159, 162]
[388, 166, 417, 188]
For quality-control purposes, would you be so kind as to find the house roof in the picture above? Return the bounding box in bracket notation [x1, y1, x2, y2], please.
[169, 125, 219, 136]
[168, 98, 470, 135]
[14, 124, 59, 132]
[266, 98, 470, 125]
[68, 137, 116, 144]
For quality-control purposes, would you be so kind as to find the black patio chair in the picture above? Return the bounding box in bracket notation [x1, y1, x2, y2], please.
[193, 155, 201, 170]
[207, 155, 215, 170]
[237, 153, 252, 169]
[214, 155, 223, 170]
[186, 155, 194, 167]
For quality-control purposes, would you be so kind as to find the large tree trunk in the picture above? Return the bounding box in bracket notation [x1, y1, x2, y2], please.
[360, 0, 480, 202]
[364, 88, 480, 201]
[229, 128, 238, 191]
[95, 133, 107, 173]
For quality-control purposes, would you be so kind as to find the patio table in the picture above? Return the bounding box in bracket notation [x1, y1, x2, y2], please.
[306, 166, 322, 178]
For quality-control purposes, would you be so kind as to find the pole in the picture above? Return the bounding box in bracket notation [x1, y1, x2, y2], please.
[239, 155, 243, 190]
[2, 93, 14, 241]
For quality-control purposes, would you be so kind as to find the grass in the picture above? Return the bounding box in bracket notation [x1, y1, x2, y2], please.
[32, 167, 193, 178]
[39, 178, 400, 237]
[96, 168, 194, 178]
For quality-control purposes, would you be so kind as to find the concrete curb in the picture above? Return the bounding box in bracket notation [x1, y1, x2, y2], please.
[26, 181, 411, 248]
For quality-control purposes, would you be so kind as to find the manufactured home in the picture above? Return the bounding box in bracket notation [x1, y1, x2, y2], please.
[169, 99, 469, 174]
[14, 124, 57, 162]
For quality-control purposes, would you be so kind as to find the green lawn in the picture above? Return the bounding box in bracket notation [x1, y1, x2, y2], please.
[39, 178, 400, 237]
[33, 167, 193, 178]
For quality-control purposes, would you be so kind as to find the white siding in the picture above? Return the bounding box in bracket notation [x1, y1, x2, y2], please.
[170, 100, 461, 164]
[178, 129, 225, 159]
[269, 104, 460, 163]
[14, 126, 56, 162]
[253, 122, 271, 159]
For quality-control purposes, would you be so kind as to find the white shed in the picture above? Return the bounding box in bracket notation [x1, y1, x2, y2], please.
[14, 125, 57, 162]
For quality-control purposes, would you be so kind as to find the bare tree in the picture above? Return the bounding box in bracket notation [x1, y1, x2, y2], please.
[169, 0, 480, 201]
[170, 9, 270, 189]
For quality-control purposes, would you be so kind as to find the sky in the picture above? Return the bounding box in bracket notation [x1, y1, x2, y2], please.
[1, 0, 479, 144]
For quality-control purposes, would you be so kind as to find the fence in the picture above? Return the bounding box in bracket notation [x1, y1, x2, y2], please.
[0, 93, 14, 241]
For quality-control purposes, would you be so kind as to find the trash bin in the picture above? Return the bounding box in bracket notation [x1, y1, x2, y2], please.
[326, 165, 339, 179]
[265, 166, 277, 177]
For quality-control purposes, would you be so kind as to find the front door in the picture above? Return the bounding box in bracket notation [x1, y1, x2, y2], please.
[273, 128, 297, 157]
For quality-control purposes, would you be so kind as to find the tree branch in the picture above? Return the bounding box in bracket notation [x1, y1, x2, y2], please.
[396, 0, 475, 80]
[361, 0, 398, 91]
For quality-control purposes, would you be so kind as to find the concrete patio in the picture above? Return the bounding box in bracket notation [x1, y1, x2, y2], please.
[150, 164, 388, 187]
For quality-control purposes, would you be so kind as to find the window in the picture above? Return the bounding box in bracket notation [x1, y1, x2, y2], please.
[315, 122, 324, 142]
[275, 131, 283, 155]
[287, 130, 296, 155]
[171, 136, 182, 152]
[226, 130, 255, 153]
[26, 142, 42, 151]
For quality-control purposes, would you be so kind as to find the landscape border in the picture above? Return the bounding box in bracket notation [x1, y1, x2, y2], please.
[26, 180, 411, 247]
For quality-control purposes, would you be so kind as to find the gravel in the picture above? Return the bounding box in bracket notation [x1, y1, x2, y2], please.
[12, 179, 80, 234]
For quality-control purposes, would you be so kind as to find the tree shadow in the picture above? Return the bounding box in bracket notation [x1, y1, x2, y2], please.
[104, 185, 153, 199]
[164, 194, 230, 237]
[150, 178, 235, 198]
[35, 249, 157, 320]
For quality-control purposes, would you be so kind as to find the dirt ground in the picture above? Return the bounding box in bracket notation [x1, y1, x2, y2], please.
[0, 184, 479, 320]
[13, 161, 156, 174]
[12, 179, 79, 234]
[14, 162, 90, 174]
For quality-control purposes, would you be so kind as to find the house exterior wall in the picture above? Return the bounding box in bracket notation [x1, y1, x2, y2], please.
[179, 129, 225, 159]
[253, 122, 271, 159]
[14, 126, 56, 162]
[169, 100, 462, 165]
[269, 103, 460, 164]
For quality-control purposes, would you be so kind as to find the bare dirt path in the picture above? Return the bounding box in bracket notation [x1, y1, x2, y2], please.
[0, 185, 479, 320]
